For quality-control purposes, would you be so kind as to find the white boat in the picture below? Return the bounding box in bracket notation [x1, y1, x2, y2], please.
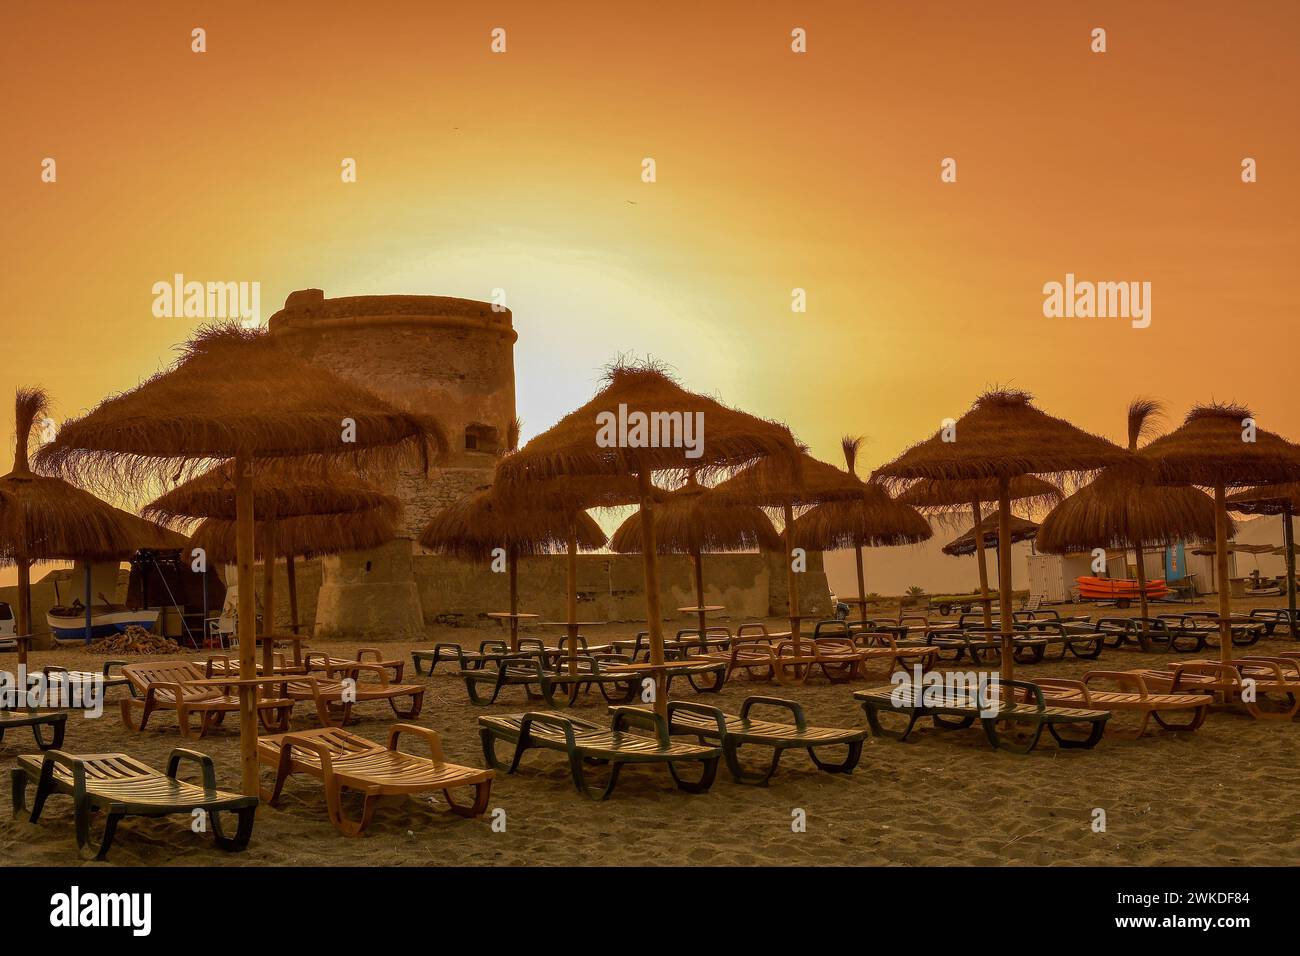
[47, 606, 160, 641]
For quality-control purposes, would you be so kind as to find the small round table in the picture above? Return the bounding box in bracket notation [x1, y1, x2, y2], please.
[677, 604, 725, 641]
[486, 611, 539, 648]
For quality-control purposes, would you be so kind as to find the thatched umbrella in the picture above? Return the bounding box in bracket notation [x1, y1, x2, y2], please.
[35, 326, 447, 796]
[1, 388, 177, 659]
[419, 486, 607, 650]
[1227, 483, 1300, 636]
[898, 475, 1060, 628]
[875, 390, 1129, 682]
[144, 461, 401, 641]
[493, 360, 800, 717]
[609, 474, 781, 638]
[942, 512, 1039, 559]
[1139, 404, 1300, 665]
[712, 449, 868, 650]
[790, 438, 932, 624]
[1037, 400, 1222, 624]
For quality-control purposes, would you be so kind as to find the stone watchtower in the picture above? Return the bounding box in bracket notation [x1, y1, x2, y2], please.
[267, 289, 517, 636]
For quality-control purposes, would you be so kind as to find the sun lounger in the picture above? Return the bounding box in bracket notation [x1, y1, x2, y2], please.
[304, 648, 405, 682]
[280, 667, 424, 726]
[817, 620, 941, 675]
[1127, 659, 1300, 719]
[258, 724, 493, 836]
[639, 696, 866, 784]
[11, 748, 256, 859]
[692, 636, 779, 682]
[0, 710, 67, 750]
[459, 653, 642, 706]
[854, 678, 1110, 753]
[199, 652, 302, 677]
[478, 708, 721, 800]
[411, 638, 543, 675]
[120, 661, 293, 737]
[1178, 612, 1268, 648]
[1033, 672, 1209, 735]
[42, 660, 134, 698]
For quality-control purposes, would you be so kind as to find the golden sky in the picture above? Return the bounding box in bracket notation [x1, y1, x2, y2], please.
[2, 1, 1297, 586]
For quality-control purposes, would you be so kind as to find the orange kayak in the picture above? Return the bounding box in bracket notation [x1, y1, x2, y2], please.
[1075, 576, 1168, 598]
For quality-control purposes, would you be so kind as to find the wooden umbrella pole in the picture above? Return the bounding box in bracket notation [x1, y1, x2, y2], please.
[996, 478, 1014, 684]
[566, 521, 579, 675]
[971, 500, 992, 631]
[286, 554, 299, 636]
[260, 514, 277, 674]
[234, 449, 259, 797]
[1133, 536, 1150, 628]
[783, 500, 801, 653]
[854, 545, 868, 625]
[1285, 502, 1297, 638]
[636, 469, 667, 718]
[508, 546, 519, 652]
[15, 557, 30, 669]
[692, 546, 707, 638]
[1214, 483, 1232, 666]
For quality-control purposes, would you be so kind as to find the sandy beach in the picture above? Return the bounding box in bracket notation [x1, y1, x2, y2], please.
[5, 597, 1299, 868]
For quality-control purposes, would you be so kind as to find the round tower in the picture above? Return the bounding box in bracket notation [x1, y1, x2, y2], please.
[266, 289, 517, 639]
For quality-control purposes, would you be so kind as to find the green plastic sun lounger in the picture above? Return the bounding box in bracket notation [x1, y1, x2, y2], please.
[622, 696, 865, 784]
[854, 678, 1110, 754]
[478, 708, 721, 800]
[0, 709, 67, 750]
[11, 748, 256, 860]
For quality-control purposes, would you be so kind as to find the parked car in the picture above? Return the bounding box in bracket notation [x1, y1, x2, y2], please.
[0, 601, 15, 651]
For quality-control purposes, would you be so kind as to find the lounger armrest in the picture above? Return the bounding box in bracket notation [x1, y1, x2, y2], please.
[517, 712, 577, 750]
[166, 748, 218, 790]
[812, 620, 848, 639]
[738, 696, 808, 730]
[43, 664, 68, 675]
[103, 660, 128, 678]
[388, 723, 445, 762]
[992, 677, 1045, 710]
[349, 662, 391, 686]
[279, 733, 338, 776]
[477, 640, 508, 653]
[356, 647, 385, 663]
[737, 623, 771, 638]
[38, 750, 88, 798]
[1083, 671, 1149, 697]
[666, 701, 727, 736]
[1035, 678, 1089, 701]
[609, 706, 671, 747]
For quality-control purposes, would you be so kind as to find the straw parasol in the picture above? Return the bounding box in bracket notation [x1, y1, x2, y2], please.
[34, 325, 448, 796]
[898, 474, 1061, 629]
[609, 474, 781, 638]
[1036, 399, 1222, 624]
[419, 486, 607, 650]
[493, 359, 800, 717]
[790, 437, 932, 624]
[1, 388, 183, 658]
[1139, 404, 1300, 665]
[875, 390, 1130, 682]
[1227, 483, 1300, 636]
[712, 448, 868, 651]
[145, 460, 401, 641]
[942, 512, 1039, 559]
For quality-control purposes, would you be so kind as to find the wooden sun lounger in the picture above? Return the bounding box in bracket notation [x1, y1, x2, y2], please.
[200, 652, 303, 677]
[0, 709, 67, 750]
[259, 724, 493, 836]
[479, 708, 721, 800]
[816, 621, 941, 675]
[281, 667, 424, 726]
[120, 661, 293, 737]
[636, 696, 866, 784]
[1128, 659, 1300, 719]
[42, 660, 135, 698]
[854, 679, 1110, 754]
[11, 748, 256, 860]
[1034, 672, 1209, 735]
[304, 648, 405, 682]
[411, 638, 543, 675]
[692, 637, 779, 682]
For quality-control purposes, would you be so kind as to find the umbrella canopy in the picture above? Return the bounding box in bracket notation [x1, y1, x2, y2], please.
[1036, 478, 1223, 553]
[1226, 483, 1300, 516]
[876, 389, 1129, 682]
[1139, 404, 1300, 664]
[143, 460, 399, 525]
[33, 325, 449, 797]
[494, 359, 800, 716]
[189, 507, 399, 563]
[793, 487, 932, 551]
[1, 388, 185, 661]
[942, 513, 1039, 557]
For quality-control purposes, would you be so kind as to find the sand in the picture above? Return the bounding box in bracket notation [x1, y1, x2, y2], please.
[4, 597, 1300, 867]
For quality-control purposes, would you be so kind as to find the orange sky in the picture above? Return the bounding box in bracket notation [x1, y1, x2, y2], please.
[2, 1, 1298, 584]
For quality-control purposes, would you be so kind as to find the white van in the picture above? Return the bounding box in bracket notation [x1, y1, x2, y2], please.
[0, 601, 15, 651]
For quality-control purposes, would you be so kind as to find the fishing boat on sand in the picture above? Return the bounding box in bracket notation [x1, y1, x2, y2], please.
[46, 602, 159, 641]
